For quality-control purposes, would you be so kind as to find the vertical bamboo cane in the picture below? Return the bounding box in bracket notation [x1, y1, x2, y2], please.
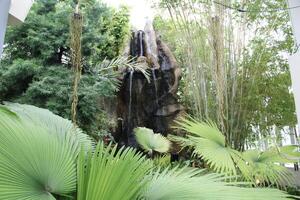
[70, 4, 83, 125]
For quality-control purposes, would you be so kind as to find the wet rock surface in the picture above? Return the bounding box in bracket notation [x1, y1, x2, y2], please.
[115, 22, 183, 147]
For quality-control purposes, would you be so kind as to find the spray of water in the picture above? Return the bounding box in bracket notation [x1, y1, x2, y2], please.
[128, 70, 134, 122]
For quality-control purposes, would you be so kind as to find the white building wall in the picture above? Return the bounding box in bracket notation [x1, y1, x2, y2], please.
[0, 0, 11, 57]
[287, 0, 300, 45]
[287, 0, 300, 135]
[8, 0, 34, 25]
[0, 0, 34, 58]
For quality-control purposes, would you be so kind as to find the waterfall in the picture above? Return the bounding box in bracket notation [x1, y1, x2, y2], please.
[116, 25, 183, 146]
[128, 70, 134, 122]
[144, 20, 158, 61]
[138, 31, 144, 57]
[151, 68, 158, 105]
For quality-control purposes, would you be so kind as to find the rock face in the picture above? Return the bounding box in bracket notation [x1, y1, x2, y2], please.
[115, 22, 183, 147]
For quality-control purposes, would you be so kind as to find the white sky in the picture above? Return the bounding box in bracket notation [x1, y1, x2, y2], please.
[103, 0, 155, 30]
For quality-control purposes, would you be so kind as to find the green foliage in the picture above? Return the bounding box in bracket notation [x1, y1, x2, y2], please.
[144, 167, 290, 200]
[279, 145, 300, 159]
[3, 103, 93, 154]
[0, 104, 77, 199]
[77, 143, 152, 200]
[3, 0, 129, 65]
[0, 59, 40, 100]
[134, 127, 171, 154]
[237, 0, 296, 141]
[171, 118, 299, 188]
[0, 63, 115, 135]
[81, 3, 130, 66]
[0, 107, 294, 199]
[170, 118, 243, 175]
[241, 38, 296, 135]
[153, 0, 297, 149]
[152, 154, 171, 168]
[77, 142, 293, 200]
[241, 148, 296, 188]
[0, 0, 130, 137]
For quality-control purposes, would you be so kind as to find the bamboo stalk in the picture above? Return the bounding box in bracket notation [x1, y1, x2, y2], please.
[70, 3, 83, 125]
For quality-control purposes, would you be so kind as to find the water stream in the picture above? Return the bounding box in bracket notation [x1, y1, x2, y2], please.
[138, 31, 143, 57]
[128, 70, 134, 122]
[117, 25, 182, 146]
[151, 68, 158, 105]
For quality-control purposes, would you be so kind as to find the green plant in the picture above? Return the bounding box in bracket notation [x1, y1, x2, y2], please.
[0, 105, 295, 199]
[170, 117, 299, 188]
[3, 102, 93, 154]
[77, 143, 152, 200]
[0, 105, 77, 199]
[169, 118, 244, 175]
[143, 167, 290, 200]
[134, 127, 171, 154]
[241, 147, 297, 188]
[0, 0, 130, 136]
[152, 154, 171, 168]
[3, 0, 129, 64]
[0, 59, 40, 101]
[77, 142, 293, 200]
[154, 0, 297, 150]
[0, 63, 118, 136]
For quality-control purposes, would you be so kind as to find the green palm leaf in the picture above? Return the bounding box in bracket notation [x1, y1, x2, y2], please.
[242, 149, 296, 187]
[171, 118, 243, 175]
[278, 145, 300, 161]
[4, 102, 93, 155]
[0, 106, 77, 199]
[77, 143, 152, 200]
[134, 127, 171, 154]
[142, 166, 291, 200]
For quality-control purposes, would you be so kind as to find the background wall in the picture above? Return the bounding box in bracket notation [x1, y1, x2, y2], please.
[0, 0, 11, 57]
[287, 0, 300, 134]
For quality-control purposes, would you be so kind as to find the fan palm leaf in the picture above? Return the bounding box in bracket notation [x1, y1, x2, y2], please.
[77, 143, 152, 200]
[277, 145, 300, 161]
[134, 127, 171, 154]
[170, 118, 243, 175]
[4, 102, 93, 156]
[142, 166, 291, 200]
[241, 149, 296, 187]
[0, 106, 77, 199]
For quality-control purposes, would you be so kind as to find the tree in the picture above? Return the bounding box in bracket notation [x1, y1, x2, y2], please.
[153, 0, 297, 149]
[0, 0, 130, 137]
[3, 0, 130, 66]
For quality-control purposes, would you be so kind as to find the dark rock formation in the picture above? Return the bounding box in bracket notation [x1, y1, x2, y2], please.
[115, 21, 183, 147]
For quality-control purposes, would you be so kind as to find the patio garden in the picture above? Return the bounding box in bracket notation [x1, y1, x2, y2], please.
[0, 0, 299, 199]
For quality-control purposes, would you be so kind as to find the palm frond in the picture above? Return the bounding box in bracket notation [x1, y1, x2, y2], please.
[126, 57, 151, 83]
[77, 143, 152, 200]
[4, 102, 93, 155]
[175, 118, 225, 144]
[278, 145, 300, 161]
[153, 154, 171, 168]
[171, 118, 242, 175]
[142, 166, 291, 200]
[0, 106, 77, 199]
[96, 56, 151, 86]
[134, 127, 171, 154]
[242, 149, 296, 188]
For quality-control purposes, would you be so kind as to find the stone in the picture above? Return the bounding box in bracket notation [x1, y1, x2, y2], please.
[115, 22, 183, 147]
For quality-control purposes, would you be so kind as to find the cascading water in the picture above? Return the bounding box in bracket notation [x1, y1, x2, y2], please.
[151, 68, 158, 105]
[116, 21, 183, 146]
[128, 70, 134, 123]
[138, 30, 144, 57]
